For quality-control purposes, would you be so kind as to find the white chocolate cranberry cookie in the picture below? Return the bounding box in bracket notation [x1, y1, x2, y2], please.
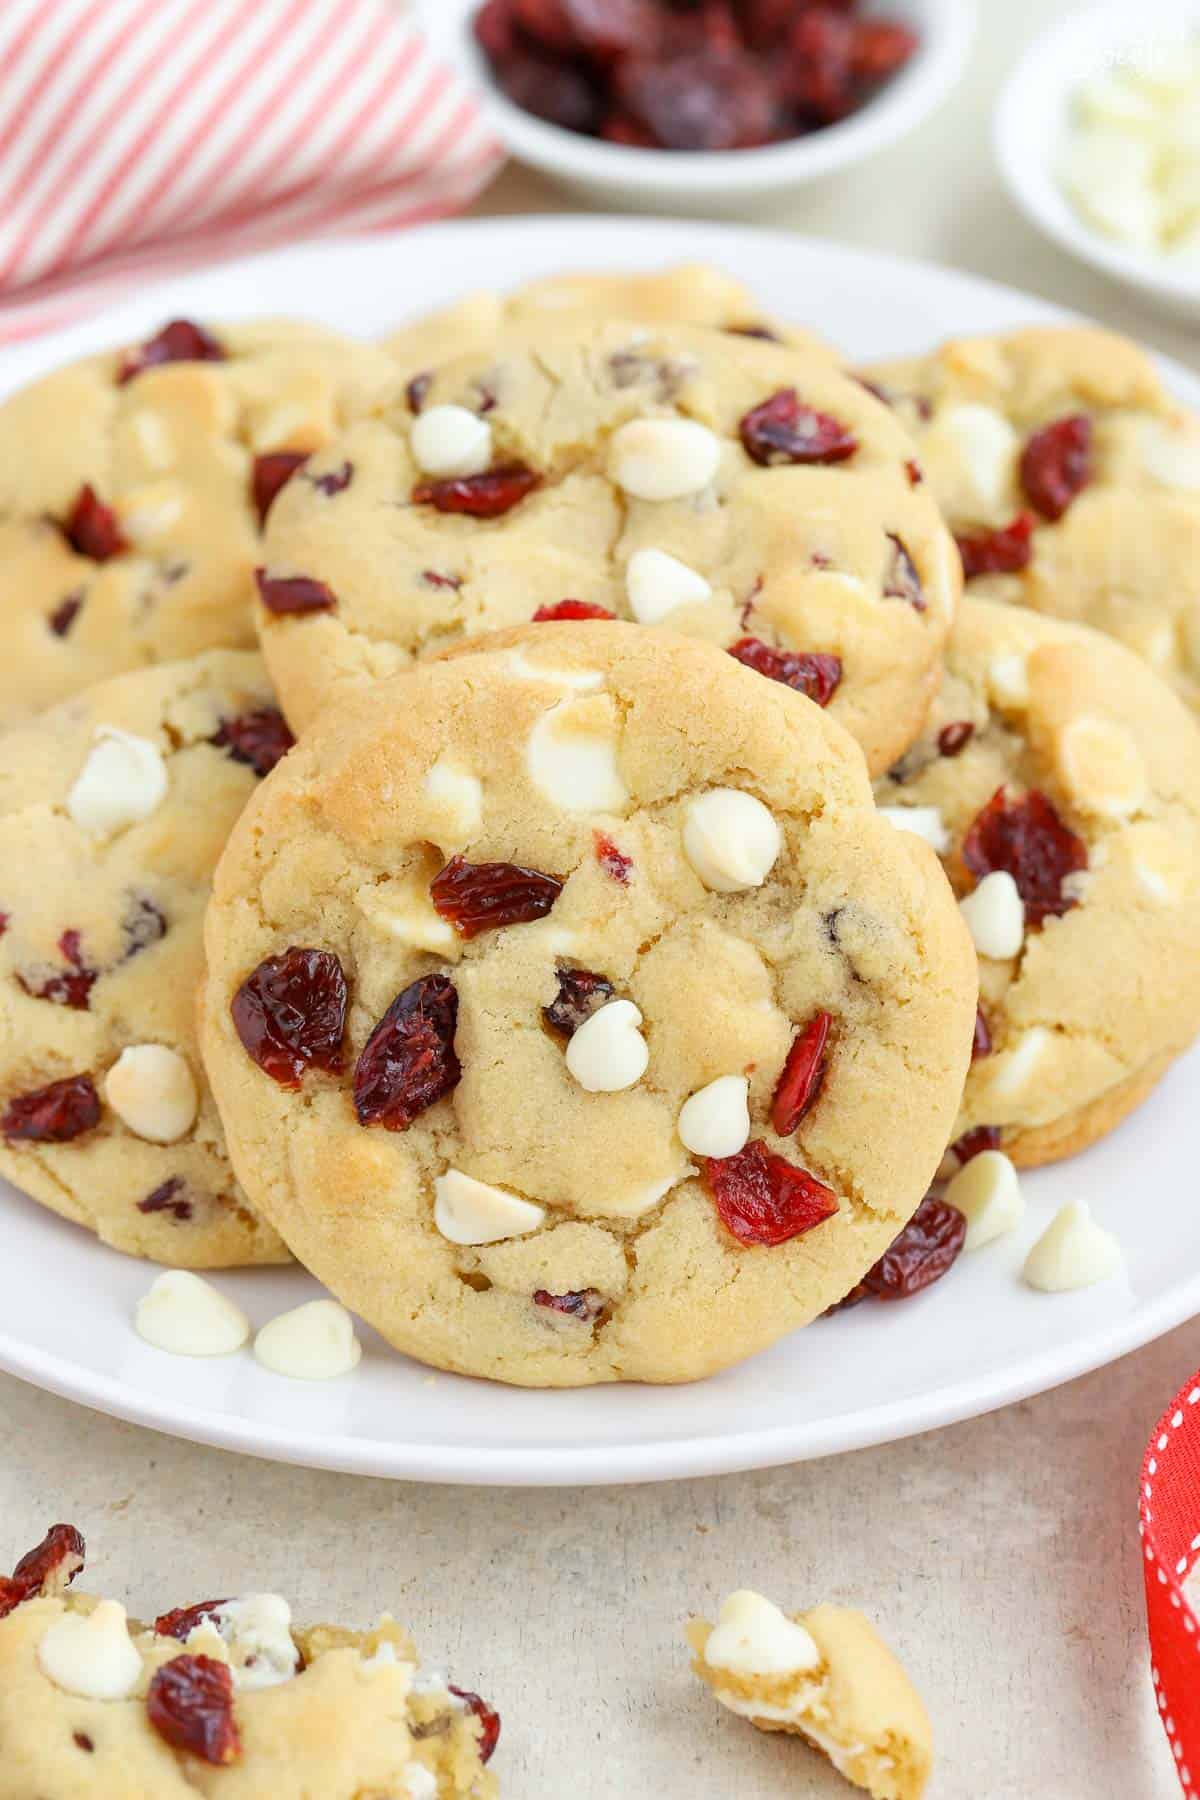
[0, 1524, 499, 1798]
[383, 261, 829, 388]
[0, 317, 399, 725]
[866, 326, 1200, 711]
[0, 652, 292, 1266]
[687, 1590, 931, 1800]
[257, 318, 961, 773]
[876, 598, 1200, 1168]
[201, 623, 976, 1386]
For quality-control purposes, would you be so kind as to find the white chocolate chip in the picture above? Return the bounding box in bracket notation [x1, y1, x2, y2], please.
[704, 1591, 821, 1679]
[1057, 716, 1145, 818]
[403, 1766, 438, 1799]
[250, 401, 313, 452]
[434, 1169, 546, 1245]
[1022, 1199, 1124, 1292]
[358, 878, 457, 954]
[682, 789, 781, 893]
[410, 404, 492, 479]
[120, 482, 183, 543]
[608, 1160, 695, 1219]
[946, 1149, 1024, 1251]
[424, 757, 482, 850]
[677, 1075, 750, 1158]
[624, 547, 712, 623]
[609, 417, 721, 501]
[130, 411, 175, 471]
[37, 1601, 142, 1701]
[877, 804, 951, 854]
[987, 1025, 1052, 1099]
[1141, 417, 1200, 492]
[135, 1271, 250, 1357]
[505, 650, 605, 692]
[66, 726, 168, 836]
[988, 653, 1030, 709]
[565, 999, 649, 1093]
[526, 696, 627, 812]
[927, 404, 1020, 514]
[104, 1044, 198, 1143]
[959, 871, 1025, 960]
[211, 1595, 301, 1690]
[253, 1300, 362, 1380]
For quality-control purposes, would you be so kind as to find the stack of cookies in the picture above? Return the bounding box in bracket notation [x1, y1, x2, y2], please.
[2, 266, 1198, 1391]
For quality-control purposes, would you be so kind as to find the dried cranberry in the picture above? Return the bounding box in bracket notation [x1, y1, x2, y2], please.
[951, 1124, 1000, 1165]
[739, 0, 797, 51]
[937, 720, 974, 758]
[2, 1075, 100, 1143]
[10, 1524, 85, 1601]
[906, 458, 923, 486]
[147, 1656, 240, 1766]
[406, 371, 433, 415]
[413, 464, 541, 518]
[728, 637, 842, 707]
[63, 485, 126, 561]
[594, 831, 632, 884]
[251, 452, 308, 526]
[955, 514, 1035, 580]
[18, 929, 97, 1010]
[532, 599, 615, 621]
[254, 569, 337, 616]
[513, 0, 574, 51]
[850, 18, 920, 88]
[231, 947, 348, 1087]
[154, 1599, 230, 1641]
[565, 0, 649, 57]
[726, 323, 782, 343]
[962, 786, 1088, 925]
[785, 8, 856, 121]
[703, 1139, 838, 1248]
[450, 1687, 501, 1764]
[883, 535, 925, 610]
[1019, 414, 1092, 521]
[422, 569, 463, 591]
[498, 46, 602, 132]
[122, 895, 167, 958]
[771, 1011, 832, 1136]
[48, 591, 84, 637]
[354, 975, 460, 1131]
[74, 1733, 94, 1752]
[533, 1287, 606, 1321]
[138, 1177, 193, 1221]
[431, 855, 562, 939]
[307, 460, 353, 498]
[861, 1193, 966, 1300]
[601, 110, 658, 146]
[972, 1007, 992, 1061]
[739, 389, 858, 467]
[118, 319, 225, 384]
[614, 46, 775, 151]
[543, 967, 614, 1037]
[212, 707, 295, 777]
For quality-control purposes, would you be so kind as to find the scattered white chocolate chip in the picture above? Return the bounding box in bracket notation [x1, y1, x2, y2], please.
[624, 547, 712, 623]
[877, 804, 951, 854]
[704, 1591, 821, 1679]
[609, 417, 721, 501]
[677, 1075, 750, 1158]
[505, 650, 604, 691]
[946, 1149, 1024, 1252]
[434, 1169, 546, 1245]
[253, 1299, 362, 1380]
[104, 1044, 198, 1144]
[120, 483, 184, 543]
[526, 696, 627, 812]
[987, 1025, 1052, 1099]
[211, 1594, 301, 1690]
[410, 404, 492, 479]
[134, 1271, 251, 1357]
[565, 999, 649, 1093]
[608, 1161, 695, 1219]
[1141, 418, 1200, 492]
[249, 401, 313, 452]
[424, 758, 482, 849]
[959, 871, 1025, 960]
[927, 404, 1019, 514]
[66, 726, 168, 836]
[1057, 716, 1145, 818]
[403, 1765, 438, 1800]
[37, 1600, 142, 1701]
[1023, 1200, 1124, 1293]
[130, 411, 174, 471]
[683, 788, 781, 893]
[358, 878, 457, 954]
[988, 653, 1030, 709]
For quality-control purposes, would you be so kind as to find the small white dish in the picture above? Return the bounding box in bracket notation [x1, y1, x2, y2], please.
[996, 0, 1200, 323]
[417, 0, 975, 214]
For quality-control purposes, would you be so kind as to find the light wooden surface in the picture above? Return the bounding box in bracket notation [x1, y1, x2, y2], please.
[2, 4, 1195, 1796]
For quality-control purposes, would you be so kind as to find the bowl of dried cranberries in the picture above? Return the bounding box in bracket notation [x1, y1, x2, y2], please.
[437, 0, 973, 210]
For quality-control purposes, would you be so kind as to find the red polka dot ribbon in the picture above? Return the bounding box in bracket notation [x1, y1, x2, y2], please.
[1141, 1372, 1200, 1796]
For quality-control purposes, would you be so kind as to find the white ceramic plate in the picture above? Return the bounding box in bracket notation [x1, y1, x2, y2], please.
[1, 217, 1197, 1486]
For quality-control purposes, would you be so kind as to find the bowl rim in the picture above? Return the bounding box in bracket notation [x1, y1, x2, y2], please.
[437, 0, 976, 195]
[994, 0, 1200, 307]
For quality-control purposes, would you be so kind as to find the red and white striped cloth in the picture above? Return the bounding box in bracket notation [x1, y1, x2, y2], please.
[0, 0, 503, 342]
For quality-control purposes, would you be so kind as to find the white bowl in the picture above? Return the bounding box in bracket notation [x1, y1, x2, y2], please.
[995, 0, 1200, 323]
[418, 0, 974, 214]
